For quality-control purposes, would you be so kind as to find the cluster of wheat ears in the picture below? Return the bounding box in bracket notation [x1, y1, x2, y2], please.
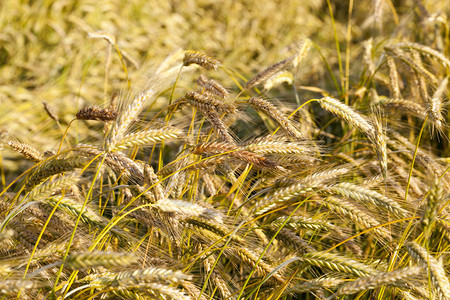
[1, 24, 450, 299]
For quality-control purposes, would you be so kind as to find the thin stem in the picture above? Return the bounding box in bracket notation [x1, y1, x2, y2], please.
[405, 116, 428, 201]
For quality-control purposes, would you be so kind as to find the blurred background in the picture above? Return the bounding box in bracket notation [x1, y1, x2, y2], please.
[0, 0, 448, 175]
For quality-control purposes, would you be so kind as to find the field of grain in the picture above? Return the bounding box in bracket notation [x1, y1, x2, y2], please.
[0, 0, 449, 299]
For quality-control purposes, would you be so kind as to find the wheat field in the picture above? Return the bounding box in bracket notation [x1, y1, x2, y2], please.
[0, 0, 450, 299]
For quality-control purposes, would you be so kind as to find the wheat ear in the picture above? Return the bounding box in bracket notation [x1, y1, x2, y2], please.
[197, 75, 229, 99]
[386, 54, 401, 99]
[284, 278, 344, 295]
[42, 101, 59, 122]
[337, 266, 422, 296]
[65, 251, 138, 270]
[109, 128, 181, 151]
[8, 140, 43, 162]
[232, 246, 284, 283]
[107, 81, 160, 151]
[317, 97, 375, 139]
[321, 197, 390, 238]
[76, 106, 118, 121]
[183, 50, 220, 70]
[246, 97, 304, 139]
[184, 90, 237, 114]
[377, 98, 427, 119]
[407, 242, 450, 300]
[427, 76, 448, 136]
[301, 251, 375, 277]
[421, 179, 443, 237]
[399, 42, 450, 68]
[245, 56, 294, 89]
[326, 182, 407, 217]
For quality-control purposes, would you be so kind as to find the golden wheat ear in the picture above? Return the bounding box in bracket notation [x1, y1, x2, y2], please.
[427, 76, 448, 137]
[317, 97, 375, 140]
[183, 50, 221, 70]
[106, 77, 164, 152]
[7, 140, 44, 162]
[245, 97, 305, 140]
[197, 75, 230, 99]
[407, 242, 450, 299]
[337, 266, 423, 296]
